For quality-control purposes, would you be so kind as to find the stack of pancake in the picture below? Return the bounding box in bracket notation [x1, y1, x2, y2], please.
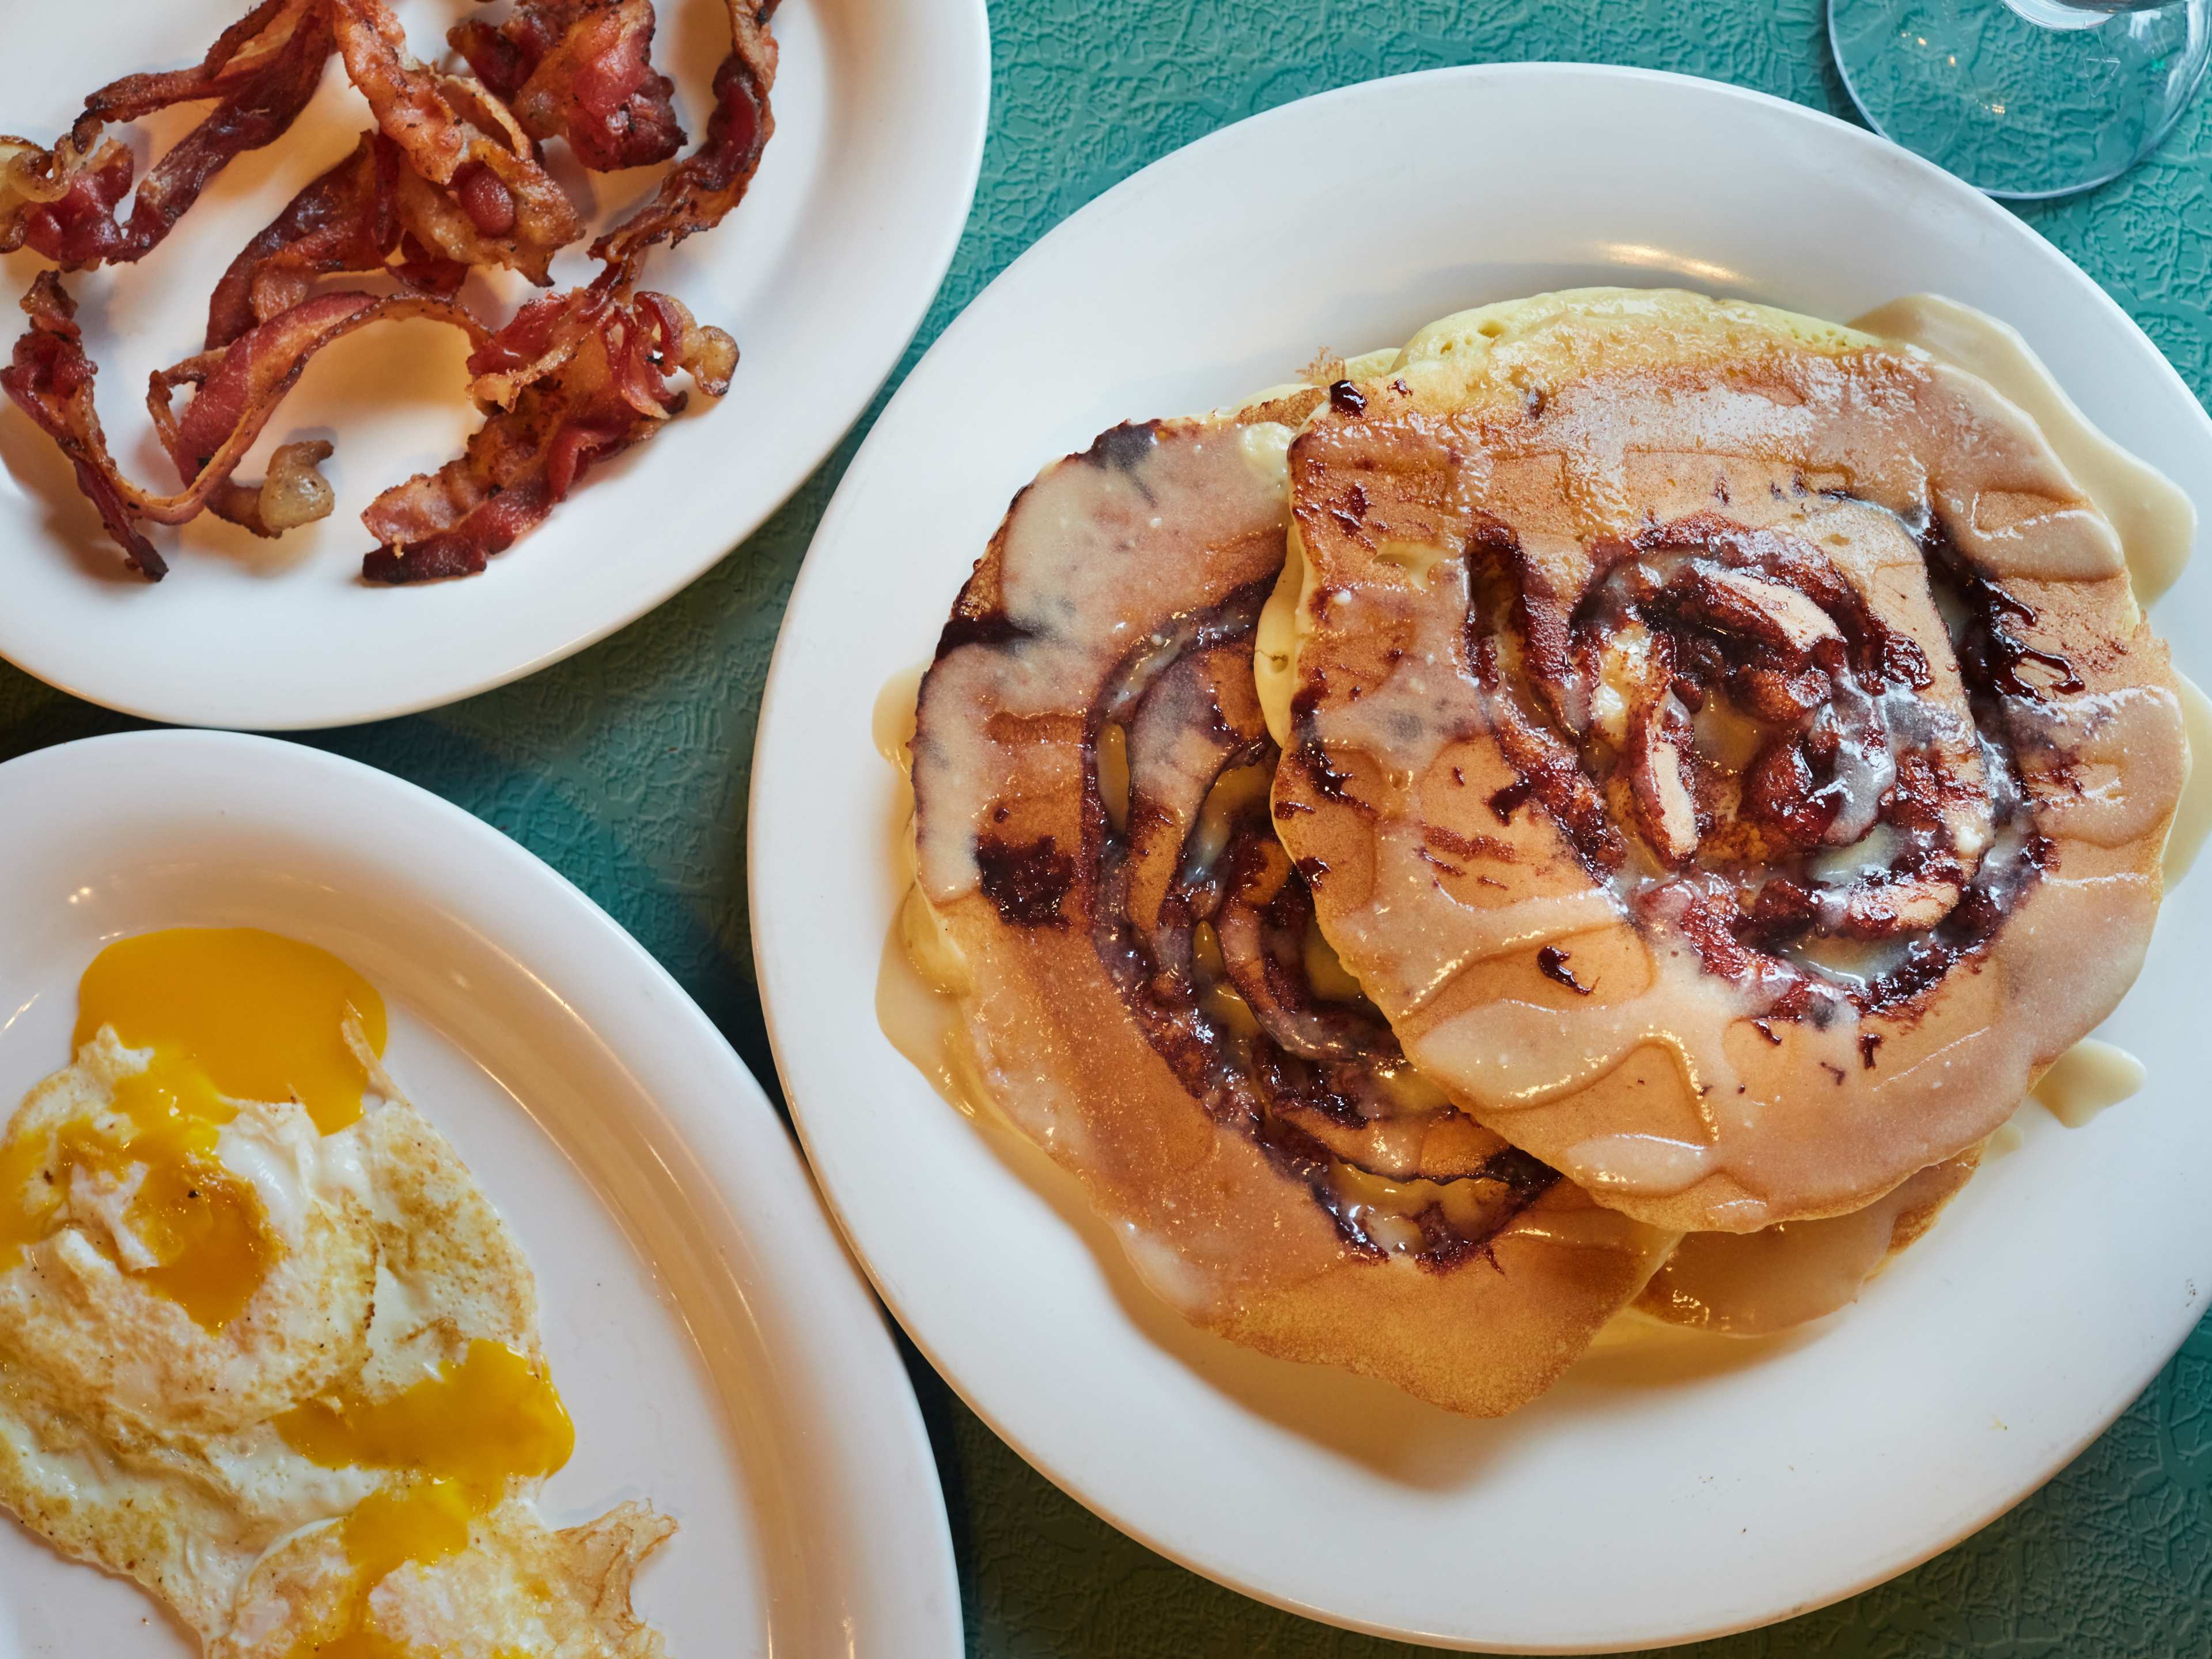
[899, 289, 2188, 1416]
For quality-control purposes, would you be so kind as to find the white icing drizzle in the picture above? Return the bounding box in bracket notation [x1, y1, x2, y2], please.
[2033, 1037, 2145, 1128]
[1277, 288, 2186, 1222]
[2164, 671, 2212, 884]
[1564, 1134, 1717, 1198]
[888, 420, 1679, 1378]
[2010, 687, 2189, 850]
[1853, 294, 2198, 605]
[913, 425, 1293, 904]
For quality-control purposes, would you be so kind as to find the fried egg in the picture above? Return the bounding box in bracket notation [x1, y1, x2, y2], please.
[0, 928, 671, 1656]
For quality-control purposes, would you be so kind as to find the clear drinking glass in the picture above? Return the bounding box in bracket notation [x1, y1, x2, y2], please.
[1829, 0, 2212, 198]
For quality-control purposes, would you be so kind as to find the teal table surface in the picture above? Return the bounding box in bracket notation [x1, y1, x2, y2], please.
[7, 2, 2212, 1653]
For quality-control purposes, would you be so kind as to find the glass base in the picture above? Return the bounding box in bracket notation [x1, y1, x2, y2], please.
[1829, 0, 2212, 199]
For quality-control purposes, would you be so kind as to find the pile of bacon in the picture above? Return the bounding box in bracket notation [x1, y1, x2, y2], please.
[0, 0, 774, 582]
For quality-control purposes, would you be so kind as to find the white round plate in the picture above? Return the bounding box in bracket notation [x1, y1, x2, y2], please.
[0, 0, 987, 729]
[0, 731, 960, 1659]
[749, 65, 2212, 1654]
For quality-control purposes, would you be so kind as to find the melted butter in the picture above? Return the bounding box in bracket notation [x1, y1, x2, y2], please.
[1188, 920, 1260, 1039]
[1373, 1060, 1450, 1115]
[876, 675, 995, 1120]
[2033, 1037, 2145, 1128]
[879, 918, 971, 1116]
[1097, 722, 1131, 831]
[1982, 1103, 2034, 1160]
[1331, 1161, 1508, 1252]
[872, 664, 926, 768]
[1191, 920, 1226, 980]
[876, 912, 992, 1121]
[1200, 982, 1262, 1040]
[1853, 294, 2198, 606]
[2164, 671, 2212, 884]
[77, 928, 389, 1135]
[1690, 688, 1766, 774]
[1302, 921, 1368, 1003]
[1253, 518, 1306, 749]
[1635, 1155, 1969, 1336]
[1184, 765, 1271, 881]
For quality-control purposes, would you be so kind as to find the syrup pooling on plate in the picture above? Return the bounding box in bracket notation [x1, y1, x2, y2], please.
[1634, 1152, 1976, 1335]
[1271, 289, 2187, 1230]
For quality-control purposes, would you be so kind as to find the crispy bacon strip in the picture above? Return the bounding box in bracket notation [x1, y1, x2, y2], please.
[450, 0, 684, 172]
[205, 132, 468, 347]
[0, 270, 486, 578]
[362, 287, 732, 582]
[0, 0, 333, 270]
[4, 0, 771, 584]
[328, 0, 584, 283]
[361, 0, 770, 581]
[590, 0, 778, 281]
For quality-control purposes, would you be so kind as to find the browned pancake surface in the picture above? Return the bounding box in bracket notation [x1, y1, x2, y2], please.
[908, 408, 1671, 1418]
[1271, 291, 2184, 1231]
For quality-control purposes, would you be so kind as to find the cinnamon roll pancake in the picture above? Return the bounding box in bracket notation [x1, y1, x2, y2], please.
[1270, 289, 2187, 1232]
[905, 386, 1674, 1418]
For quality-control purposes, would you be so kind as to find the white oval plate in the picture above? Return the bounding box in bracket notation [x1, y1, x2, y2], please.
[750, 65, 2212, 1653]
[0, 731, 960, 1659]
[0, 0, 987, 729]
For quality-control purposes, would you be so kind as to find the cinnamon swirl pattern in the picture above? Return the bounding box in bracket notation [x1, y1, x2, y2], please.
[907, 400, 1672, 1418]
[1271, 290, 2186, 1232]
[888, 287, 2188, 1418]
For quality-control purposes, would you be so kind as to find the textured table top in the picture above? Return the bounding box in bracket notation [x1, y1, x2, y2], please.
[5, 2, 2212, 1653]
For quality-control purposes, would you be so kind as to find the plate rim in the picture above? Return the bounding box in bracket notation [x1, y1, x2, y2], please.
[0, 726, 964, 1659]
[750, 58, 2212, 1653]
[0, 0, 993, 732]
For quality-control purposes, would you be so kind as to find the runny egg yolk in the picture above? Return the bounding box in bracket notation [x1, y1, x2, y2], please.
[274, 1340, 574, 1656]
[75, 926, 390, 1135]
[0, 1044, 272, 1331]
[0, 929, 392, 1331]
[276, 1338, 577, 1502]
